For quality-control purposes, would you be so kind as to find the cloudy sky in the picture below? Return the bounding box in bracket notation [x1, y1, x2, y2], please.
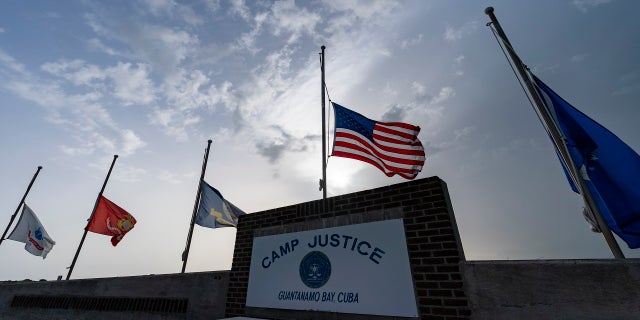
[1, 0, 639, 281]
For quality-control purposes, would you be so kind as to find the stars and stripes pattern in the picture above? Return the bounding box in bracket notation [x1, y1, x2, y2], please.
[331, 102, 425, 179]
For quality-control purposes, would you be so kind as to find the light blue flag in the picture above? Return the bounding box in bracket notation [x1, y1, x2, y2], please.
[195, 181, 247, 228]
[533, 75, 640, 248]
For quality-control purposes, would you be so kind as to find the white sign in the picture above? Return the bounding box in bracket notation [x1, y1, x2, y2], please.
[245, 219, 418, 317]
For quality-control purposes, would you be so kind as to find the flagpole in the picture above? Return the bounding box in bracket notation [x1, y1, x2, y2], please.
[320, 45, 327, 200]
[0, 166, 43, 247]
[181, 139, 212, 273]
[66, 155, 119, 280]
[485, 7, 625, 259]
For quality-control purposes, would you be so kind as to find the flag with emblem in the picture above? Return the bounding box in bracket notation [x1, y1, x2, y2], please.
[7, 204, 56, 258]
[195, 181, 246, 228]
[86, 196, 137, 246]
[331, 102, 426, 179]
[533, 74, 640, 248]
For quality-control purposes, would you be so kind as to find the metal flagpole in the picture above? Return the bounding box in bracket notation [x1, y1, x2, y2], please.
[181, 139, 212, 273]
[320, 45, 327, 200]
[0, 166, 43, 247]
[485, 7, 625, 258]
[66, 155, 119, 280]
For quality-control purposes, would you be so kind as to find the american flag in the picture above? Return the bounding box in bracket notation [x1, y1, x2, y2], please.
[331, 102, 425, 179]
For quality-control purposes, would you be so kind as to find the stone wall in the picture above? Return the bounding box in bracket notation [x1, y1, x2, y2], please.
[463, 259, 640, 319]
[0, 271, 229, 320]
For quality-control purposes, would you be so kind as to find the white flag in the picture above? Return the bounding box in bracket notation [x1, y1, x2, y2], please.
[7, 204, 55, 258]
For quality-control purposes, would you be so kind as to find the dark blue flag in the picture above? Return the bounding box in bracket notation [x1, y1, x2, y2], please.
[195, 181, 246, 228]
[533, 75, 640, 248]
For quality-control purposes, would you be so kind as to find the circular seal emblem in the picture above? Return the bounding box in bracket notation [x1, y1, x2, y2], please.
[34, 227, 43, 241]
[299, 251, 331, 288]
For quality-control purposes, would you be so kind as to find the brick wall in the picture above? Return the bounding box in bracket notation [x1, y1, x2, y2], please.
[225, 176, 470, 319]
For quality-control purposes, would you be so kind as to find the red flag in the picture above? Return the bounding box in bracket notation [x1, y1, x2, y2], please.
[86, 196, 137, 246]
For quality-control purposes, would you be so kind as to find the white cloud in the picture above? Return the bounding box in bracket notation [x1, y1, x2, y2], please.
[268, 0, 321, 43]
[90, 131, 118, 150]
[60, 128, 145, 158]
[422, 125, 477, 157]
[454, 126, 475, 141]
[162, 69, 224, 111]
[60, 128, 146, 165]
[612, 71, 640, 96]
[204, 0, 221, 13]
[140, 0, 204, 25]
[157, 170, 196, 184]
[84, 12, 110, 35]
[573, 0, 614, 13]
[158, 171, 183, 184]
[142, 0, 176, 16]
[84, 14, 199, 78]
[1, 50, 150, 159]
[612, 83, 640, 96]
[45, 12, 61, 19]
[416, 86, 455, 123]
[321, 0, 399, 40]
[60, 145, 94, 156]
[453, 55, 465, 77]
[431, 86, 455, 105]
[383, 83, 399, 97]
[149, 107, 201, 141]
[86, 38, 121, 56]
[0, 49, 28, 74]
[41, 60, 106, 86]
[60, 131, 117, 157]
[195, 44, 325, 166]
[113, 164, 147, 183]
[570, 53, 588, 63]
[41, 60, 155, 106]
[69, 100, 113, 132]
[380, 82, 454, 125]
[32, 0, 410, 169]
[143, 25, 198, 70]
[323, 0, 399, 20]
[233, 12, 267, 55]
[400, 34, 423, 50]
[444, 21, 478, 41]
[230, 0, 252, 22]
[412, 81, 426, 98]
[121, 129, 146, 155]
[237, 50, 292, 120]
[147, 67, 240, 140]
[210, 127, 233, 143]
[105, 62, 155, 105]
[5, 79, 105, 127]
